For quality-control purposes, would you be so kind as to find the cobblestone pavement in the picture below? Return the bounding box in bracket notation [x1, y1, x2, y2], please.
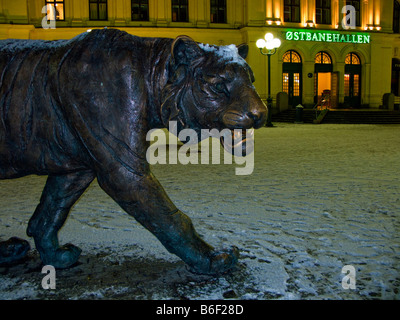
[0, 123, 399, 300]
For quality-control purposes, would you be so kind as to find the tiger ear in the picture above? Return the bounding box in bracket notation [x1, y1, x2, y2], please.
[237, 44, 249, 59]
[171, 35, 202, 65]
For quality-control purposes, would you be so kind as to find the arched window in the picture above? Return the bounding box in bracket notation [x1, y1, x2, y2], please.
[315, 51, 332, 64]
[345, 52, 361, 65]
[282, 50, 302, 63]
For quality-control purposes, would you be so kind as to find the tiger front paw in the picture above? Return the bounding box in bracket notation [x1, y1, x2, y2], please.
[41, 243, 82, 269]
[189, 246, 240, 275]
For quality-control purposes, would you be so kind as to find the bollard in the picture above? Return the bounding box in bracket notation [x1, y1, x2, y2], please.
[295, 104, 304, 123]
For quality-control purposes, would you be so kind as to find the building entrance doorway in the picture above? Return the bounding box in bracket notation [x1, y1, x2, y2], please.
[314, 72, 339, 108]
[344, 53, 361, 108]
[317, 72, 331, 99]
[282, 50, 302, 108]
[314, 52, 338, 108]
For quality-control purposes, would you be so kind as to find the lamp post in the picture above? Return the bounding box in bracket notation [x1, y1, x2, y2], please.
[256, 33, 281, 127]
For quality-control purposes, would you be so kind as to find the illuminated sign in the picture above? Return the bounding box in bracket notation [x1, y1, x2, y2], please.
[285, 30, 370, 44]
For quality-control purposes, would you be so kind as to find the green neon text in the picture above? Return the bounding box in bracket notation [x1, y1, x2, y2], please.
[285, 30, 370, 44]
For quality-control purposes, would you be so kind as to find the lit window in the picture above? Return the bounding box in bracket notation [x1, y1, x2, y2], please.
[315, 51, 332, 64]
[345, 52, 360, 65]
[44, 0, 64, 20]
[353, 74, 359, 96]
[282, 50, 302, 63]
[283, 73, 289, 94]
[344, 74, 350, 96]
[293, 73, 300, 96]
[89, 0, 108, 21]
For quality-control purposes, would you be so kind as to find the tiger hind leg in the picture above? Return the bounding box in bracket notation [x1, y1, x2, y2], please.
[27, 170, 95, 269]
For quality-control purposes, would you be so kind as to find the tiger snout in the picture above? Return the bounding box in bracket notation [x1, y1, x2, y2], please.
[222, 100, 267, 130]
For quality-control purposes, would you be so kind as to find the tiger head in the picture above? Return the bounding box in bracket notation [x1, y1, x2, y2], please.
[161, 36, 267, 155]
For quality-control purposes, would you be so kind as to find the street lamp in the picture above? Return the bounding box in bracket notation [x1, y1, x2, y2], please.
[256, 33, 281, 127]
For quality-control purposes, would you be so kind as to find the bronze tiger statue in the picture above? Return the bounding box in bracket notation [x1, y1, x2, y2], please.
[0, 29, 266, 275]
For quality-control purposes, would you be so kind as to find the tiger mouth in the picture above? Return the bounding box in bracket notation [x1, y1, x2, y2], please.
[220, 129, 254, 157]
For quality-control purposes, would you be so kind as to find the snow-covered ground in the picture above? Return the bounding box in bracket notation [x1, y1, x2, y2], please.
[0, 123, 399, 300]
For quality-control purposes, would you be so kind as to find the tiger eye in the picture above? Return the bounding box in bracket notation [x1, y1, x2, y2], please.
[214, 82, 226, 93]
